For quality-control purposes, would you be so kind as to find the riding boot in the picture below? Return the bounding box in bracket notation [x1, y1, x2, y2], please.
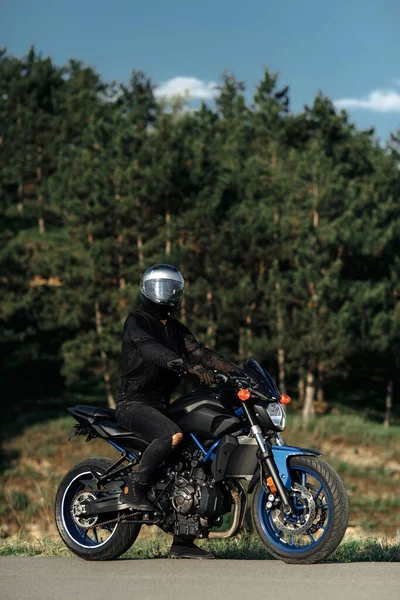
[120, 472, 154, 512]
[168, 535, 215, 559]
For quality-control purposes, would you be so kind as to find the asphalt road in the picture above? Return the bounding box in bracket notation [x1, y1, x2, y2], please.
[0, 557, 398, 600]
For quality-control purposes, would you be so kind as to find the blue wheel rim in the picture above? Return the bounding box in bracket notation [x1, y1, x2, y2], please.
[258, 465, 332, 554]
[60, 471, 118, 549]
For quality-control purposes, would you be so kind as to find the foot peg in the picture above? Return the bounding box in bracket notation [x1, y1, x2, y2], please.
[120, 474, 154, 512]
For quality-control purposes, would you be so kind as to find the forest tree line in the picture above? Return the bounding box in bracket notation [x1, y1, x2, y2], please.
[1, 47, 400, 423]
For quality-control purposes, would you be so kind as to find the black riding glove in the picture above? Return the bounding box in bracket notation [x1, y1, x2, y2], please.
[186, 364, 215, 387]
[165, 358, 215, 386]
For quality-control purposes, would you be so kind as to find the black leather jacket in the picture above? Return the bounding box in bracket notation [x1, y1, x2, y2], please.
[118, 308, 236, 406]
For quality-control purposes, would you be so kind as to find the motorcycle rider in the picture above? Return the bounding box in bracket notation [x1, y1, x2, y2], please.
[115, 264, 238, 559]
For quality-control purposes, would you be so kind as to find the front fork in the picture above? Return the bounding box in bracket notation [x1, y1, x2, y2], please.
[241, 402, 294, 515]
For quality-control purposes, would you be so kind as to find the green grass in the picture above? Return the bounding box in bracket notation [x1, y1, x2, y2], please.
[328, 538, 400, 562]
[1, 534, 399, 562]
[286, 413, 400, 448]
[326, 459, 398, 482]
[350, 496, 400, 511]
[0, 538, 71, 557]
[18, 417, 75, 458]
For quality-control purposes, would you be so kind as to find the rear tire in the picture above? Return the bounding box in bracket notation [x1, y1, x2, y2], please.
[55, 457, 141, 561]
[252, 455, 349, 564]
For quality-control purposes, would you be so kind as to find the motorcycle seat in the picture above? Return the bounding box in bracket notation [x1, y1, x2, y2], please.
[76, 405, 116, 420]
[97, 420, 149, 449]
[74, 406, 150, 451]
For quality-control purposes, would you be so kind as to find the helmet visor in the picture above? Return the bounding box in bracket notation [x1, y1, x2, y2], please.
[141, 279, 184, 306]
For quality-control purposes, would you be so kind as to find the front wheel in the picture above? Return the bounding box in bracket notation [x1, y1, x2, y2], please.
[252, 455, 349, 564]
[55, 458, 141, 561]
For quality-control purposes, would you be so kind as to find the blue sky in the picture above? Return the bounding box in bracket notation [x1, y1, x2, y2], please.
[2, 0, 400, 142]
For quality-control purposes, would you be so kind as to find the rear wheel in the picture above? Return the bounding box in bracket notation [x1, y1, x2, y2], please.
[252, 455, 349, 564]
[55, 458, 141, 561]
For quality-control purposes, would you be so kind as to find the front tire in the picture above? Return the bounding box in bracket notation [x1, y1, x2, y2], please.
[252, 455, 349, 564]
[55, 458, 141, 561]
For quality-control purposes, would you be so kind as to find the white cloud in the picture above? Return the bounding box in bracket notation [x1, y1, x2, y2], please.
[155, 77, 218, 100]
[334, 89, 400, 113]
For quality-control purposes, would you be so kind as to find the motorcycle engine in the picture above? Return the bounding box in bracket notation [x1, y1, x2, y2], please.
[171, 468, 226, 519]
[172, 476, 200, 514]
[153, 461, 229, 539]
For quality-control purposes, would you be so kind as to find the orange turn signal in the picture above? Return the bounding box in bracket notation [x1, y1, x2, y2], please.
[237, 389, 251, 401]
[280, 393, 291, 405]
[266, 476, 277, 494]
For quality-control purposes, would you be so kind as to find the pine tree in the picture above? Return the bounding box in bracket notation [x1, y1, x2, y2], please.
[2, 47, 400, 420]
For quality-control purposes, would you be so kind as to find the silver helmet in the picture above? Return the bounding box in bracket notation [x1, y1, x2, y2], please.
[140, 264, 185, 314]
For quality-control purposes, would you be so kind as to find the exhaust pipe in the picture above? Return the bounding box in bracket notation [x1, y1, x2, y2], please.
[208, 489, 241, 539]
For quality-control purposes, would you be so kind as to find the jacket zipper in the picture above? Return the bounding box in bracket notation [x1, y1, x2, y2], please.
[164, 322, 169, 346]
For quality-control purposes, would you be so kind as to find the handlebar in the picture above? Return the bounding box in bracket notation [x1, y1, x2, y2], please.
[214, 373, 229, 384]
[213, 371, 257, 389]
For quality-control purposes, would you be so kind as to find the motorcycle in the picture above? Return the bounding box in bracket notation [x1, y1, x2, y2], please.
[55, 358, 349, 563]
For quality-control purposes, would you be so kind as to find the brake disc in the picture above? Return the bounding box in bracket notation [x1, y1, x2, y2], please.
[271, 483, 316, 535]
[70, 491, 98, 529]
[307, 484, 328, 533]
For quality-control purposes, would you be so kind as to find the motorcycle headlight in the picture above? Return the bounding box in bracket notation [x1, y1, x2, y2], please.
[266, 403, 286, 431]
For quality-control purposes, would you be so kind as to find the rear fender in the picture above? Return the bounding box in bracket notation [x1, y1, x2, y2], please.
[67, 408, 125, 441]
[67, 407, 96, 428]
[247, 445, 322, 493]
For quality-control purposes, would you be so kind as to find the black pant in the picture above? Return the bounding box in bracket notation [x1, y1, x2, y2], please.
[115, 400, 181, 482]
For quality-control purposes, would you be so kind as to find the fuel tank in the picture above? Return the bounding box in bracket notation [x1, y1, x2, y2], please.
[169, 389, 241, 439]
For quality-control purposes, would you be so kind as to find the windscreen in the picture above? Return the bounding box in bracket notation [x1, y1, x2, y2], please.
[243, 358, 281, 399]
